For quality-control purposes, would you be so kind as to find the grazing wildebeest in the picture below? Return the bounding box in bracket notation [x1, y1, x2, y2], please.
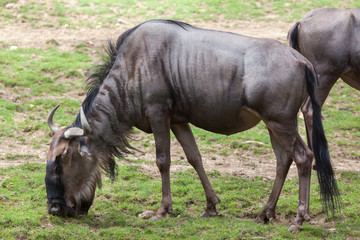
[288, 7, 360, 148]
[45, 20, 339, 231]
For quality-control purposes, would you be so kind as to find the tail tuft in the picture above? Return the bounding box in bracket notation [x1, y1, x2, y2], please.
[305, 66, 341, 215]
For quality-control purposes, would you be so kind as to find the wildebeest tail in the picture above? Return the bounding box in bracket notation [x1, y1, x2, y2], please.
[288, 22, 300, 51]
[305, 65, 340, 215]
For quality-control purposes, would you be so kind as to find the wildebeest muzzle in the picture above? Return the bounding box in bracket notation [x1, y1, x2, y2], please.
[45, 170, 76, 217]
[45, 181, 73, 216]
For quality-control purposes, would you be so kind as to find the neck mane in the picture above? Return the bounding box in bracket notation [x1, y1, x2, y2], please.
[71, 29, 139, 179]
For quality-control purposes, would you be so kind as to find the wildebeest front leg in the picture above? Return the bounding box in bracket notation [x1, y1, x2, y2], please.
[147, 106, 173, 219]
[256, 130, 292, 223]
[171, 123, 220, 217]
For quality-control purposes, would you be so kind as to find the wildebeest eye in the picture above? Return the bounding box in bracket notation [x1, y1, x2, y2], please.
[61, 152, 71, 162]
[58, 148, 72, 165]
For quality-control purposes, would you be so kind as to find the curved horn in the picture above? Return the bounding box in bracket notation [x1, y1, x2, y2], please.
[63, 106, 91, 139]
[47, 104, 61, 133]
[80, 106, 91, 136]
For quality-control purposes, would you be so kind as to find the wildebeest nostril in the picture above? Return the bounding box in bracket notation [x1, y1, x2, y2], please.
[49, 203, 61, 215]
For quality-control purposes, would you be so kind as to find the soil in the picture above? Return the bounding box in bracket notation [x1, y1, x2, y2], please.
[1, 6, 359, 181]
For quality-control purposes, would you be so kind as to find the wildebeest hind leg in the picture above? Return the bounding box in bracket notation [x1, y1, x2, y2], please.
[147, 106, 173, 220]
[171, 123, 220, 217]
[289, 135, 313, 231]
[301, 96, 313, 151]
[256, 130, 292, 223]
[264, 122, 313, 231]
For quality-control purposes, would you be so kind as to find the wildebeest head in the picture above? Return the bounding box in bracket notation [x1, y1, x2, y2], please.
[45, 104, 100, 217]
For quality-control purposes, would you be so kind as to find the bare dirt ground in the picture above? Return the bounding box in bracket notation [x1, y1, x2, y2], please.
[1, 7, 359, 181]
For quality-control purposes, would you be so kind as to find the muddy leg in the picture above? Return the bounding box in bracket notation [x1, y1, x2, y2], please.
[256, 130, 292, 223]
[147, 106, 172, 219]
[171, 123, 220, 217]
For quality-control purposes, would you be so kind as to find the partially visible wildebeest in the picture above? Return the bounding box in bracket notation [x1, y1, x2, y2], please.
[288, 8, 360, 148]
[45, 20, 339, 231]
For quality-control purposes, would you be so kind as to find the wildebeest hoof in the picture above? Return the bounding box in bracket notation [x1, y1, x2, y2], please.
[287, 224, 303, 232]
[199, 212, 211, 218]
[312, 164, 317, 171]
[266, 212, 275, 221]
[149, 215, 162, 221]
[138, 210, 155, 219]
[255, 215, 268, 224]
[199, 211, 219, 218]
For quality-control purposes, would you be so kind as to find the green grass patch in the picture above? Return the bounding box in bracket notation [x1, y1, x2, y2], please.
[0, 0, 17, 7]
[0, 99, 23, 137]
[1, 0, 358, 29]
[269, 0, 355, 22]
[0, 163, 359, 239]
[321, 81, 360, 154]
[60, 0, 359, 23]
[0, 48, 90, 95]
[190, 122, 272, 157]
[0, 47, 91, 141]
[1, 153, 37, 160]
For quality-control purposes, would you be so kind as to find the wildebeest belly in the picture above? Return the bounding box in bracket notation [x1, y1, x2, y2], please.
[170, 104, 261, 135]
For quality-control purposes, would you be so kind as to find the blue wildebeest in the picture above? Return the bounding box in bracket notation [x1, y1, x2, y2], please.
[45, 20, 339, 231]
[288, 8, 360, 148]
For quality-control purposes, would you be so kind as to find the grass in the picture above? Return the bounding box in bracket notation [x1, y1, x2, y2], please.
[0, 47, 90, 93]
[0, 0, 358, 28]
[1, 153, 37, 160]
[0, 47, 91, 143]
[185, 123, 274, 159]
[321, 81, 360, 156]
[0, 163, 359, 239]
